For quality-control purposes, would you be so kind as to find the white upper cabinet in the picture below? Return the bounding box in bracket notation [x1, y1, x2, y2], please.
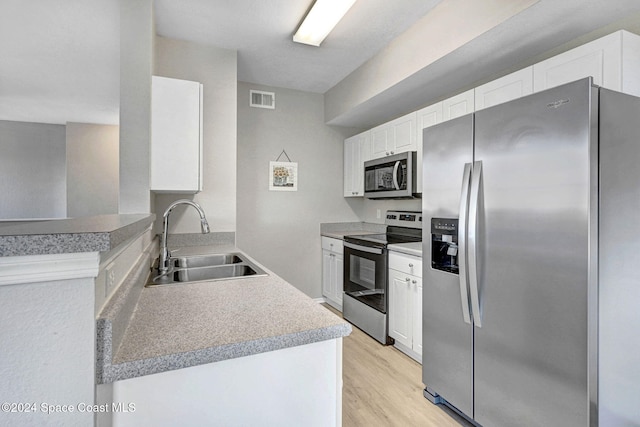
[370, 124, 389, 158]
[415, 102, 444, 194]
[442, 89, 474, 121]
[533, 30, 640, 96]
[344, 131, 370, 197]
[392, 112, 417, 153]
[370, 112, 417, 159]
[151, 76, 203, 193]
[347, 30, 640, 199]
[475, 67, 534, 111]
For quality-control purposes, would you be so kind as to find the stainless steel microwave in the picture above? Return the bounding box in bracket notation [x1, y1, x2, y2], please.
[364, 151, 419, 199]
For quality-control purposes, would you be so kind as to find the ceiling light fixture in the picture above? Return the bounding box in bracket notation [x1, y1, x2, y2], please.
[293, 0, 357, 47]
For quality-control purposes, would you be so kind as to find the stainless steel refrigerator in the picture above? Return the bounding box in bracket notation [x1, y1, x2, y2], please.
[422, 77, 640, 427]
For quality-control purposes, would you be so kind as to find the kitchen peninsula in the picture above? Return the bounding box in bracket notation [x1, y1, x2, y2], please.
[0, 214, 154, 427]
[0, 215, 351, 427]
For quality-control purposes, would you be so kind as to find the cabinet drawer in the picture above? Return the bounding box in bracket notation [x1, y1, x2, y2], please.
[389, 252, 422, 277]
[321, 236, 343, 254]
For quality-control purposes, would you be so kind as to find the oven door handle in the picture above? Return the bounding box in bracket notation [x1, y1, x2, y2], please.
[344, 242, 385, 255]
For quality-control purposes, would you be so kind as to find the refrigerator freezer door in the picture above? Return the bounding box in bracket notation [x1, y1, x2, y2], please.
[473, 78, 593, 426]
[422, 114, 474, 417]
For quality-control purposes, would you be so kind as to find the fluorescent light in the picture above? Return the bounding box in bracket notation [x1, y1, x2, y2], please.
[293, 0, 357, 47]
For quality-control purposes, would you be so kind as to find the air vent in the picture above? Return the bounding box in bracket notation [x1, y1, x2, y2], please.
[250, 90, 275, 109]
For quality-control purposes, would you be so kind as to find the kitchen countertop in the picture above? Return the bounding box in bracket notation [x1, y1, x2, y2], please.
[388, 241, 422, 257]
[96, 243, 352, 384]
[320, 221, 386, 240]
[0, 214, 155, 257]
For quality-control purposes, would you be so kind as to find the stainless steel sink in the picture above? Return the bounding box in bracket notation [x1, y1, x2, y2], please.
[172, 253, 242, 268]
[146, 252, 267, 287]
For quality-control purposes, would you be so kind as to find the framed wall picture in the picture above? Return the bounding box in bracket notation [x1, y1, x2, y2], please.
[269, 161, 298, 191]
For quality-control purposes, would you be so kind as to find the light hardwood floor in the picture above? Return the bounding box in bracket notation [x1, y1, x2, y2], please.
[322, 304, 470, 427]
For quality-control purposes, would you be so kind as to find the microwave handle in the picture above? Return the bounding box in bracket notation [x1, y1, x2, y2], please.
[392, 161, 400, 190]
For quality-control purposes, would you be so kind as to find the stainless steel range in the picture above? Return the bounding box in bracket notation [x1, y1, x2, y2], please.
[342, 210, 422, 344]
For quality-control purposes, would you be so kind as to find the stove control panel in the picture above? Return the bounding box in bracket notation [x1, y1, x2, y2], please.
[385, 210, 422, 229]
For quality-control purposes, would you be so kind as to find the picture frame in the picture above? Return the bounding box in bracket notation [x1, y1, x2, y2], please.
[269, 161, 298, 191]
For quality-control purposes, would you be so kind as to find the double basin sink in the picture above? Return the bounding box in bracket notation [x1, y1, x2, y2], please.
[146, 252, 267, 287]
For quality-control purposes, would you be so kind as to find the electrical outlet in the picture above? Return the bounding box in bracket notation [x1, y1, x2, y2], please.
[376, 209, 381, 219]
[105, 263, 116, 297]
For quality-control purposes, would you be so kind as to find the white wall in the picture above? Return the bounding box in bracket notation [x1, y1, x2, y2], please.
[153, 37, 237, 234]
[66, 123, 119, 217]
[0, 276, 95, 427]
[0, 120, 67, 219]
[110, 339, 340, 427]
[236, 82, 361, 298]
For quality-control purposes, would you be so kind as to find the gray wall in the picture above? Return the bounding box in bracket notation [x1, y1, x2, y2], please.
[237, 82, 362, 298]
[119, 0, 153, 214]
[66, 123, 119, 217]
[0, 120, 66, 219]
[153, 37, 238, 234]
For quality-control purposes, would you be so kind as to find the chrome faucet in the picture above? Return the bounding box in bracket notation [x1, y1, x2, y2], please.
[158, 199, 210, 274]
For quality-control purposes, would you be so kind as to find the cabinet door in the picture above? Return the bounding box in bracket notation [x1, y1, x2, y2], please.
[343, 132, 369, 197]
[322, 247, 344, 309]
[334, 254, 344, 307]
[412, 277, 423, 357]
[343, 136, 358, 197]
[370, 124, 390, 158]
[322, 250, 333, 298]
[151, 76, 203, 193]
[389, 112, 417, 154]
[416, 103, 444, 194]
[389, 269, 412, 348]
[533, 31, 621, 93]
[442, 89, 474, 121]
[475, 67, 533, 111]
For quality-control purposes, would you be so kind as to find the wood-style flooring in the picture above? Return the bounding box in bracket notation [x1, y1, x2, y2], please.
[322, 304, 470, 427]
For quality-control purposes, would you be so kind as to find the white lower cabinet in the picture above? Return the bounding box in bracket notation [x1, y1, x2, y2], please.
[322, 237, 344, 311]
[388, 251, 422, 363]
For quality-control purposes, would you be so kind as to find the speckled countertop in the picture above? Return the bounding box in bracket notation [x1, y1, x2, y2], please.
[320, 221, 386, 240]
[97, 244, 351, 384]
[388, 241, 423, 257]
[0, 214, 155, 257]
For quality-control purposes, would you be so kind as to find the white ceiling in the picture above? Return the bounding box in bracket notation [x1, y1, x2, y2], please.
[154, 0, 441, 93]
[2, 0, 640, 126]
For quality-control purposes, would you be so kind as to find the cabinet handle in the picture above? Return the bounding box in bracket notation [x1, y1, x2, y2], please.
[386, 152, 390, 156]
[390, 151, 395, 155]
[405, 277, 411, 282]
[408, 263, 414, 268]
[412, 280, 417, 284]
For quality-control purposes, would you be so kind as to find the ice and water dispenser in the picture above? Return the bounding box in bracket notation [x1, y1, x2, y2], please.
[431, 218, 459, 274]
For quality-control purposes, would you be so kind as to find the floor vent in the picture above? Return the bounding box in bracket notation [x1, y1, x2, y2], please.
[250, 90, 275, 109]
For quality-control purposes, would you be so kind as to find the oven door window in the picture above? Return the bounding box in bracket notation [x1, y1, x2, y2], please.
[344, 248, 387, 313]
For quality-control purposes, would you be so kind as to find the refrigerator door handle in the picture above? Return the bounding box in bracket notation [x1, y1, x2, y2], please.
[392, 161, 401, 190]
[458, 163, 472, 325]
[469, 160, 483, 328]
